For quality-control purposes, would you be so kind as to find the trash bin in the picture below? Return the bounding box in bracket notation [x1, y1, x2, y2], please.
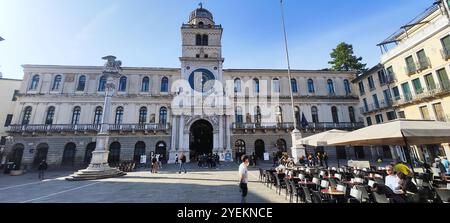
[3, 162, 15, 174]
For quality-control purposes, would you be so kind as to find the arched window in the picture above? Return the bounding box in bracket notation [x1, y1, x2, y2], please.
[161, 77, 169, 93]
[159, 107, 167, 124]
[196, 34, 202, 45]
[344, 79, 351, 95]
[118, 76, 127, 92]
[29, 75, 40, 90]
[71, 106, 81, 125]
[234, 78, 241, 93]
[291, 78, 298, 93]
[327, 79, 335, 94]
[45, 106, 55, 125]
[235, 107, 243, 124]
[276, 139, 287, 152]
[308, 79, 315, 93]
[61, 143, 76, 167]
[98, 76, 107, 91]
[139, 107, 147, 124]
[276, 106, 283, 124]
[52, 75, 62, 91]
[22, 106, 32, 125]
[294, 106, 301, 127]
[115, 107, 124, 124]
[311, 106, 319, 123]
[349, 106, 356, 123]
[254, 106, 261, 124]
[93, 106, 103, 124]
[11, 144, 24, 168]
[272, 78, 280, 93]
[198, 22, 204, 28]
[254, 78, 260, 93]
[332, 106, 339, 123]
[155, 141, 167, 156]
[202, 34, 208, 46]
[235, 140, 246, 159]
[77, 75, 86, 91]
[141, 77, 150, 92]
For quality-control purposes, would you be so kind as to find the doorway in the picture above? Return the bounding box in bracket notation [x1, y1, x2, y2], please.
[189, 120, 213, 161]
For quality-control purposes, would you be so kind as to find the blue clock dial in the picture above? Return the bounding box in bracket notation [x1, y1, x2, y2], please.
[188, 68, 215, 92]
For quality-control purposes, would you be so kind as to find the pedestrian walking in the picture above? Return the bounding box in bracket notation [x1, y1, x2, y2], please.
[151, 155, 158, 173]
[157, 154, 163, 169]
[323, 152, 329, 169]
[238, 155, 250, 203]
[175, 154, 179, 165]
[38, 160, 48, 180]
[179, 153, 187, 174]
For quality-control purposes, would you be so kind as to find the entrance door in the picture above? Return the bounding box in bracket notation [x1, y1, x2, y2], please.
[61, 143, 76, 167]
[255, 140, 265, 160]
[354, 146, 365, 159]
[189, 120, 213, 160]
[11, 144, 24, 168]
[108, 142, 121, 167]
[155, 141, 167, 163]
[84, 143, 96, 165]
[134, 141, 146, 164]
[33, 143, 49, 168]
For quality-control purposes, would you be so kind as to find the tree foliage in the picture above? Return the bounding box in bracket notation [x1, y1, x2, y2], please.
[329, 42, 366, 72]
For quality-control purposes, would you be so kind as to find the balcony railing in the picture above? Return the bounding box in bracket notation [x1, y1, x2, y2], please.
[359, 100, 393, 114]
[385, 73, 397, 84]
[8, 123, 170, 134]
[392, 83, 450, 107]
[416, 58, 431, 71]
[440, 48, 450, 61]
[405, 64, 418, 76]
[232, 122, 365, 131]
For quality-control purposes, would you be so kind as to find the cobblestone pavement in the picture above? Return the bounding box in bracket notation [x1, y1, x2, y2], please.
[0, 162, 289, 203]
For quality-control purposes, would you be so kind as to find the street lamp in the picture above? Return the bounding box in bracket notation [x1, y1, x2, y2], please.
[66, 55, 126, 181]
[279, 0, 306, 163]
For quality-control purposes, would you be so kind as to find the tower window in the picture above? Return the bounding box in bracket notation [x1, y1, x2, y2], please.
[204, 54, 208, 58]
[196, 54, 200, 58]
[202, 34, 208, 46]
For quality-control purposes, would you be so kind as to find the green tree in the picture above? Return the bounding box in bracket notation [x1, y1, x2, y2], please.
[329, 42, 366, 72]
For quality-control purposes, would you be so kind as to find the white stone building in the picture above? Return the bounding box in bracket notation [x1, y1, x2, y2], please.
[5, 6, 366, 169]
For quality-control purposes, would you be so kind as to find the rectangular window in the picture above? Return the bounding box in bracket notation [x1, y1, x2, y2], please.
[368, 76, 375, 90]
[424, 73, 436, 91]
[392, 87, 400, 101]
[372, 94, 380, 109]
[366, 117, 372, 126]
[433, 103, 445, 121]
[375, 114, 384, 124]
[4, 114, 13, 127]
[405, 56, 416, 74]
[378, 70, 386, 86]
[358, 82, 365, 95]
[412, 78, 423, 95]
[441, 35, 450, 58]
[416, 49, 429, 69]
[419, 106, 431, 120]
[363, 98, 368, 112]
[401, 82, 412, 101]
[383, 89, 392, 107]
[386, 66, 395, 81]
[386, 111, 397, 121]
[437, 68, 450, 90]
[398, 111, 406, 119]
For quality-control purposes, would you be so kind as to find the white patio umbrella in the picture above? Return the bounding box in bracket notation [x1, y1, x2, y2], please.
[328, 119, 450, 182]
[299, 129, 348, 147]
[328, 119, 450, 146]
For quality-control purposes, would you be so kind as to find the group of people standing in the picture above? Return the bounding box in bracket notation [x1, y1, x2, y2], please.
[150, 154, 164, 174]
[298, 152, 329, 168]
[196, 153, 220, 169]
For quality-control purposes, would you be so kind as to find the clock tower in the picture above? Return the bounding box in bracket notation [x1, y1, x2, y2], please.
[169, 5, 231, 163]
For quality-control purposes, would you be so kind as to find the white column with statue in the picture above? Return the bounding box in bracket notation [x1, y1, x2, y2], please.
[66, 56, 125, 181]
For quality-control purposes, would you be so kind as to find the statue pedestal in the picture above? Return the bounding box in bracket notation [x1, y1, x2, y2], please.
[291, 129, 306, 164]
[66, 135, 125, 181]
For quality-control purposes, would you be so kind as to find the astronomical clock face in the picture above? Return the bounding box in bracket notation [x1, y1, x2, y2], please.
[188, 68, 215, 92]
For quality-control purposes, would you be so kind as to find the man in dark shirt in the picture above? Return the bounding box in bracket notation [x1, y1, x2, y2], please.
[38, 160, 48, 180]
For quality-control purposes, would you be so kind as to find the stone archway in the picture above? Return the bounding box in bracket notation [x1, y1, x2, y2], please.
[189, 119, 213, 160]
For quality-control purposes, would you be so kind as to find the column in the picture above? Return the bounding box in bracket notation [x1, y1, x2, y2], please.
[178, 115, 185, 151]
[170, 116, 177, 151]
[226, 116, 231, 150]
[213, 131, 219, 152]
[218, 116, 223, 151]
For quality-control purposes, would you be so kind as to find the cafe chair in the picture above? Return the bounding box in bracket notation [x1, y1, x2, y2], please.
[274, 173, 287, 195]
[302, 186, 313, 203]
[284, 178, 294, 202]
[373, 192, 391, 203]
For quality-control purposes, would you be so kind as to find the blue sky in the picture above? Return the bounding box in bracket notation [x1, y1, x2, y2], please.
[0, 0, 435, 79]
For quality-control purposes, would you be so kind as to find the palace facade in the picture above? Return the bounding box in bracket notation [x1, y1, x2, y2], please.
[5, 6, 365, 169]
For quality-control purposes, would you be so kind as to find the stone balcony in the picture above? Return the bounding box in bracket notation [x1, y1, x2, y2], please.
[232, 122, 364, 133]
[8, 123, 171, 135]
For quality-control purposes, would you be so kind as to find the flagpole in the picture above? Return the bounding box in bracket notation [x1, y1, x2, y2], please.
[280, 0, 298, 131]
